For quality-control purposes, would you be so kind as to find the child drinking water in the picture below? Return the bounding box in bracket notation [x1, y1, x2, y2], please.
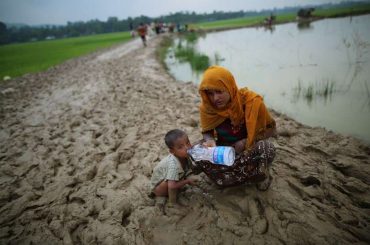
[150, 129, 197, 208]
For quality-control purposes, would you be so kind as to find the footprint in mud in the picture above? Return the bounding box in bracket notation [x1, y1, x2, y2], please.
[300, 176, 321, 187]
[248, 198, 268, 234]
[69, 120, 81, 129]
[302, 144, 330, 157]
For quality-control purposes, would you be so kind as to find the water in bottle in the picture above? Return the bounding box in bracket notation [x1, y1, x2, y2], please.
[188, 144, 235, 166]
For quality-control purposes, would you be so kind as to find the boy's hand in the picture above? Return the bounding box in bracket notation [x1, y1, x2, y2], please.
[187, 178, 198, 186]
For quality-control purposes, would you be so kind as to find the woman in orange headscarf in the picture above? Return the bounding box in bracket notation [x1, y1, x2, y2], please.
[195, 66, 277, 190]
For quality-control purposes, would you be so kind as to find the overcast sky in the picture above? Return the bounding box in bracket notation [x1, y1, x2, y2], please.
[0, 0, 367, 25]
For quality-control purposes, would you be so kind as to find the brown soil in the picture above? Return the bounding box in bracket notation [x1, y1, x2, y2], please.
[0, 35, 369, 244]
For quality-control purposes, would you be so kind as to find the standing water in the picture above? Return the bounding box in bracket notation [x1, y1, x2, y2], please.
[166, 15, 370, 143]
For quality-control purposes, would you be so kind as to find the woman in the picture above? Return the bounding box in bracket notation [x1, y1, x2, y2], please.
[195, 66, 276, 190]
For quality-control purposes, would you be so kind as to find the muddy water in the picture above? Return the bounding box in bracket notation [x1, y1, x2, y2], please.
[166, 15, 370, 143]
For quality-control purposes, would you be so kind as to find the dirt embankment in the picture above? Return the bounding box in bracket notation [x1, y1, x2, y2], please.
[0, 35, 369, 244]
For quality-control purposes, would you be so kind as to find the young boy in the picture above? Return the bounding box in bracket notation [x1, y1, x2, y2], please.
[150, 129, 197, 207]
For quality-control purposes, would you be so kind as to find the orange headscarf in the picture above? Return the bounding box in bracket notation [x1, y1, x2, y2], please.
[199, 66, 276, 149]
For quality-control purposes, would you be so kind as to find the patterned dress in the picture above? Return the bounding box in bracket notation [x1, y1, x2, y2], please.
[195, 140, 275, 187]
[196, 119, 275, 187]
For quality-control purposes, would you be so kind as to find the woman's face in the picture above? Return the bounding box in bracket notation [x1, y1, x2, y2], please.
[205, 89, 231, 109]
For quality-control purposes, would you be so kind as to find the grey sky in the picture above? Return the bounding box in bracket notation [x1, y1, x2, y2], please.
[0, 0, 367, 25]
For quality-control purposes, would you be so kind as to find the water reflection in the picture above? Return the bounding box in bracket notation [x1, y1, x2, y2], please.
[264, 25, 276, 33]
[297, 21, 313, 31]
[166, 15, 370, 143]
[342, 31, 370, 92]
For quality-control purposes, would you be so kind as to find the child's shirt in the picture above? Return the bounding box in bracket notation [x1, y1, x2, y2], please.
[150, 154, 190, 190]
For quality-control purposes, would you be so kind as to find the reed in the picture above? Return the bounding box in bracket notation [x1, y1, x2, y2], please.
[156, 36, 173, 70]
[173, 33, 210, 72]
[174, 46, 210, 71]
[293, 79, 336, 103]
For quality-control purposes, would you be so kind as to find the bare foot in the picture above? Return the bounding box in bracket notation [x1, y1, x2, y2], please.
[256, 164, 272, 191]
[165, 203, 188, 216]
[256, 176, 272, 191]
[155, 196, 166, 214]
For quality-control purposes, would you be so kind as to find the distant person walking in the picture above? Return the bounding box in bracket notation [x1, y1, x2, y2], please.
[155, 21, 161, 35]
[129, 22, 135, 38]
[137, 22, 148, 47]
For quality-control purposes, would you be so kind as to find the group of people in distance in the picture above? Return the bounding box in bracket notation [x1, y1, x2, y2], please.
[130, 21, 190, 47]
[150, 66, 277, 210]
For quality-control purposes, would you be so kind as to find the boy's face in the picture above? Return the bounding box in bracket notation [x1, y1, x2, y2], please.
[170, 135, 191, 159]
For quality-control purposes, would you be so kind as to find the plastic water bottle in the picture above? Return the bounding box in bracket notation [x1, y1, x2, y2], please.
[188, 144, 235, 166]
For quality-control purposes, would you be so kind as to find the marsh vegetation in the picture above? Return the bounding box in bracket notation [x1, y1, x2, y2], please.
[165, 32, 210, 79]
[293, 79, 335, 104]
[174, 34, 210, 72]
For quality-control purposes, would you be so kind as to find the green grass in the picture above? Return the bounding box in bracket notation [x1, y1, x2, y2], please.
[174, 45, 210, 72]
[156, 36, 173, 70]
[194, 16, 265, 30]
[293, 79, 335, 103]
[274, 13, 297, 23]
[0, 31, 131, 79]
[193, 4, 370, 30]
[314, 4, 370, 17]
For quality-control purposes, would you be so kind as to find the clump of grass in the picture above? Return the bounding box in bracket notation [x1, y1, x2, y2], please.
[293, 79, 336, 103]
[317, 80, 335, 97]
[174, 47, 194, 60]
[174, 46, 210, 71]
[173, 33, 210, 72]
[304, 85, 314, 102]
[191, 54, 209, 71]
[156, 36, 174, 70]
[184, 32, 199, 43]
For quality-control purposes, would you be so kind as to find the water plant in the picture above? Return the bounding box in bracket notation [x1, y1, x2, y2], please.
[173, 33, 210, 72]
[184, 32, 199, 43]
[305, 85, 314, 102]
[214, 52, 225, 65]
[156, 36, 174, 70]
[191, 54, 210, 71]
[174, 46, 210, 71]
[317, 79, 335, 98]
[293, 79, 336, 104]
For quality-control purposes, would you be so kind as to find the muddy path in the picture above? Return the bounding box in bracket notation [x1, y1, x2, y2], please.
[0, 35, 369, 244]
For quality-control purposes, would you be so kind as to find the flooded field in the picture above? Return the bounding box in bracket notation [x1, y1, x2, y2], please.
[166, 15, 370, 143]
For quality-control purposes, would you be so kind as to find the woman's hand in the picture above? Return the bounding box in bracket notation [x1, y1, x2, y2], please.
[202, 138, 216, 147]
[233, 138, 246, 154]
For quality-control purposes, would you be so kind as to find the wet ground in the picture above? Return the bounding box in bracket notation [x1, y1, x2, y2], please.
[0, 35, 369, 244]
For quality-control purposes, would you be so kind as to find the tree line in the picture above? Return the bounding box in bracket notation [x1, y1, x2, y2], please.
[0, 1, 366, 45]
[0, 10, 254, 45]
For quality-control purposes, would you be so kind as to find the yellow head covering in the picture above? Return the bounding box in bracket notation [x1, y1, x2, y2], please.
[199, 66, 276, 149]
